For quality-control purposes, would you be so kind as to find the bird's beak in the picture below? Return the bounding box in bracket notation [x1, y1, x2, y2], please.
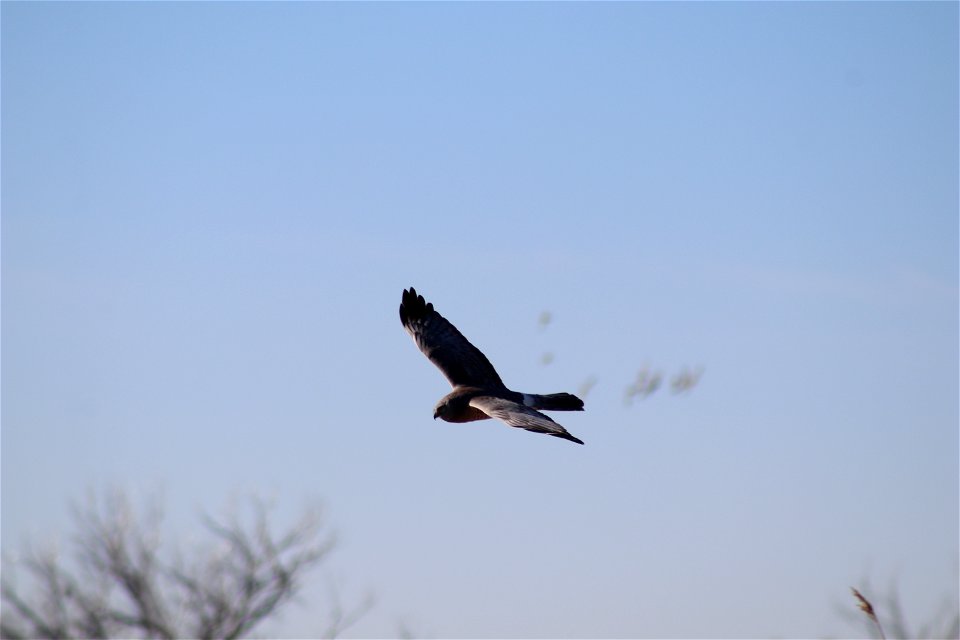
[433, 410, 439, 420]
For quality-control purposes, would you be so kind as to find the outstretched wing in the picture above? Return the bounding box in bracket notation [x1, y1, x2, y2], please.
[469, 396, 585, 445]
[399, 287, 506, 389]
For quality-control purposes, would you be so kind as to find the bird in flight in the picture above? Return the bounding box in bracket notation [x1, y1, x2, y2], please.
[399, 287, 585, 445]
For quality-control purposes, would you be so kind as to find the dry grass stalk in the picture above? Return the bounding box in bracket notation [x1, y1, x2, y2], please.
[852, 586, 887, 640]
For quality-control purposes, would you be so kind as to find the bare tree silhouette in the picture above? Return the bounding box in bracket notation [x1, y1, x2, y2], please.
[1, 490, 372, 639]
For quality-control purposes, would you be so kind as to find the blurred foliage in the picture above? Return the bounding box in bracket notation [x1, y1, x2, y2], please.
[537, 310, 702, 406]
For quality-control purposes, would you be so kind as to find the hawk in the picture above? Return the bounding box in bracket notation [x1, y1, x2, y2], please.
[399, 287, 585, 445]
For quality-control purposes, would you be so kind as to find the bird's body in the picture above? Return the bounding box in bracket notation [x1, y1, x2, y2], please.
[399, 287, 585, 445]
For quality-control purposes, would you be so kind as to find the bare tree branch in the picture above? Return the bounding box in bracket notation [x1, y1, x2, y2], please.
[1, 491, 367, 640]
[319, 585, 376, 640]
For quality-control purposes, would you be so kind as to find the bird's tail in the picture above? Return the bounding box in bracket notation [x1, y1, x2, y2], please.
[525, 392, 585, 411]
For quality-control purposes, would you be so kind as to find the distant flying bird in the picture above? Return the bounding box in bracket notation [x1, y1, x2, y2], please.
[399, 287, 585, 445]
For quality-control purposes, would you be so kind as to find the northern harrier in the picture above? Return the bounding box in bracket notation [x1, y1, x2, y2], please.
[399, 287, 585, 445]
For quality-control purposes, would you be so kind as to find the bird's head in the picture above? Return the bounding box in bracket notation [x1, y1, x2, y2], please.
[433, 401, 448, 421]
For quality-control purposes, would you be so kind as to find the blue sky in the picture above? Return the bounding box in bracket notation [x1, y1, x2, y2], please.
[2, 3, 957, 638]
